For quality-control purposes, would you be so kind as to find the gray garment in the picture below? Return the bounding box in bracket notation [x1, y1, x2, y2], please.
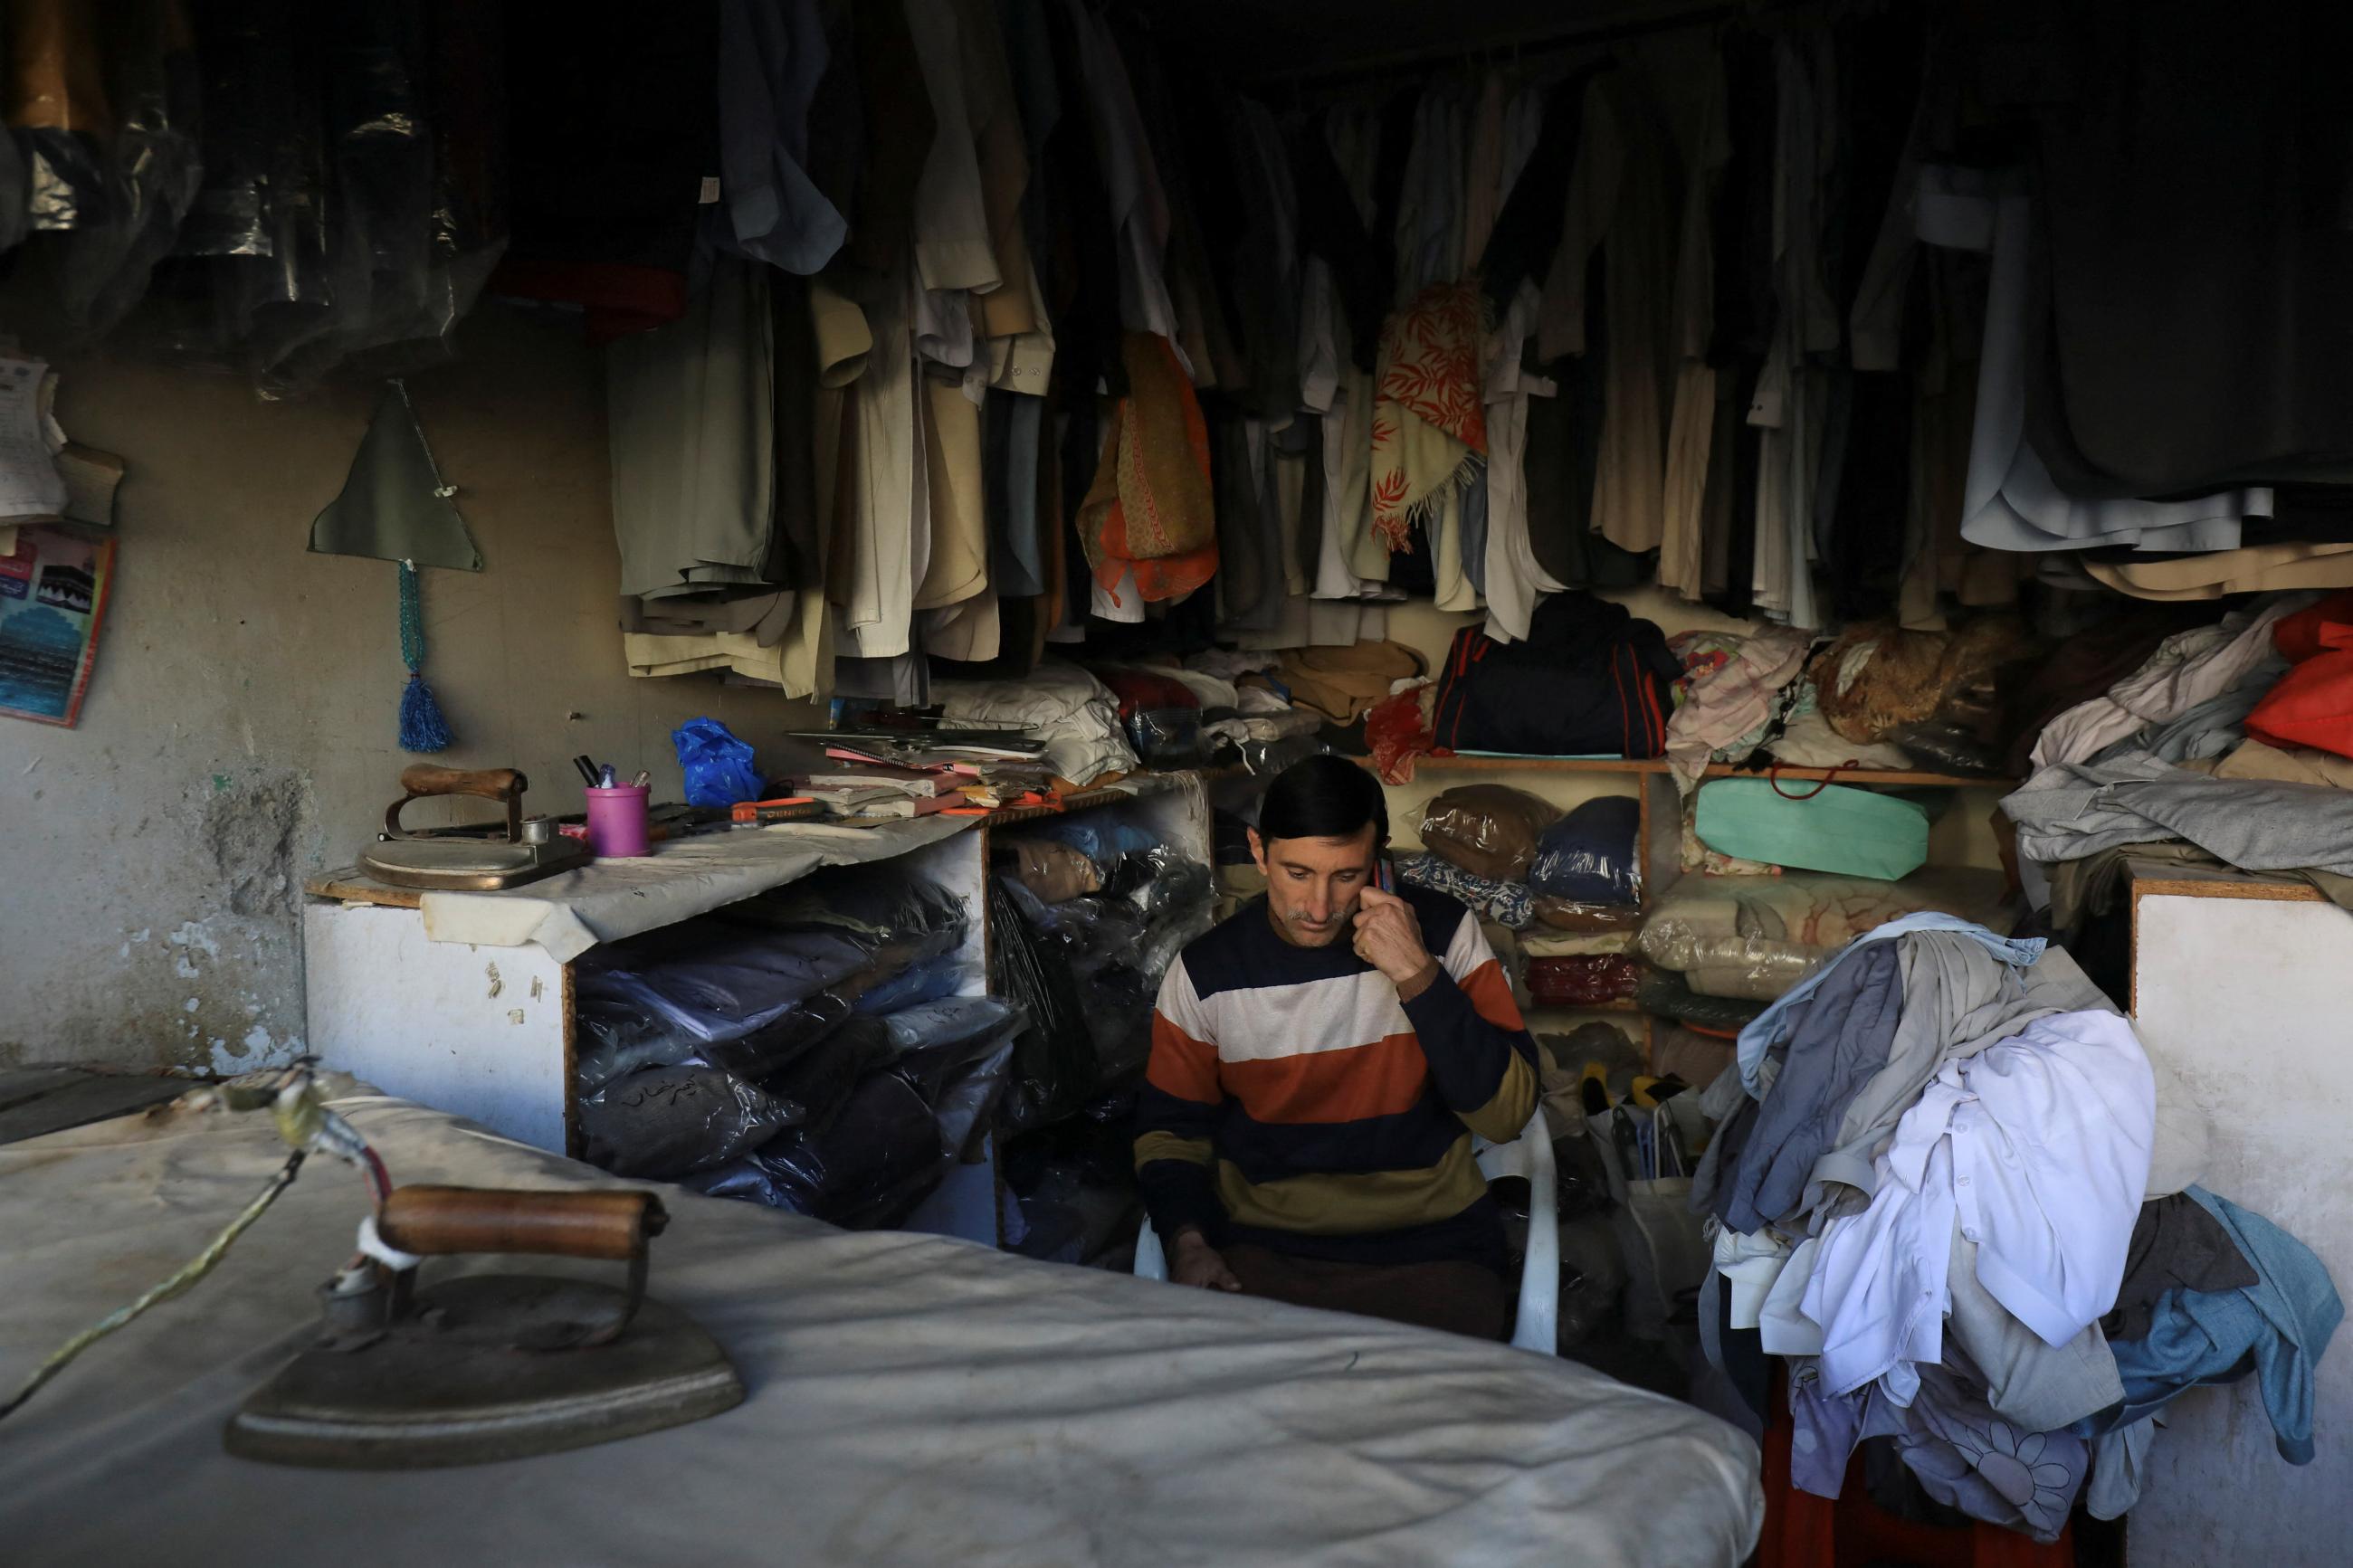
[1690, 1062, 1757, 1216]
[607, 257, 777, 599]
[1719, 943, 1903, 1233]
[2105, 1191, 2259, 1344]
[2088, 658, 2284, 767]
[619, 589, 795, 644]
[2085, 1417, 2154, 1521]
[2002, 749, 2353, 882]
[1948, 1232, 2124, 1432]
[1800, 937, 2114, 1222]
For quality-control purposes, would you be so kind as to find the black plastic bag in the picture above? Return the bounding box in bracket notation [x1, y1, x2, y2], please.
[578, 1065, 803, 1180]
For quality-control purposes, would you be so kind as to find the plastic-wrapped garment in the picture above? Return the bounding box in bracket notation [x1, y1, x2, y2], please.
[1521, 927, 1637, 957]
[1004, 839, 1103, 903]
[1529, 797, 1643, 905]
[930, 1036, 1018, 1161]
[1637, 867, 2015, 1002]
[1809, 616, 2042, 746]
[574, 997, 703, 1093]
[1533, 898, 1646, 935]
[1007, 1157, 1144, 1268]
[1240, 734, 1325, 777]
[575, 927, 872, 1045]
[53, 3, 203, 334]
[1527, 955, 1643, 1007]
[1030, 815, 1158, 870]
[763, 1017, 894, 1136]
[684, 1071, 946, 1230]
[1395, 851, 1535, 928]
[1119, 848, 1214, 925]
[1419, 784, 1563, 883]
[852, 956, 979, 1016]
[673, 717, 766, 808]
[574, 991, 850, 1092]
[700, 993, 853, 1080]
[1127, 708, 1206, 768]
[990, 874, 1099, 1132]
[1634, 969, 1767, 1032]
[191, 2, 510, 397]
[735, 870, 968, 952]
[9, 0, 110, 233]
[883, 996, 1022, 1075]
[579, 1066, 804, 1179]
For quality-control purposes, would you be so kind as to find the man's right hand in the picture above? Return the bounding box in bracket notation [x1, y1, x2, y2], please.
[1169, 1226, 1242, 1292]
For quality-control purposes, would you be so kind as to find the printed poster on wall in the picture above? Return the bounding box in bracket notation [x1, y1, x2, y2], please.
[0, 522, 116, 727]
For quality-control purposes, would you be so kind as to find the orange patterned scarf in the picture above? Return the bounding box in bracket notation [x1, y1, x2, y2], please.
[1370, 280, 1489, 549]
[1079, 331, 1217, 604]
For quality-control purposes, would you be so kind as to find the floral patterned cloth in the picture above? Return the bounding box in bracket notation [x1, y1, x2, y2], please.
[1787, 1360, 2089, 1543]
[1370, 280, 1489, 549]
[1395, 851, 1533, 929]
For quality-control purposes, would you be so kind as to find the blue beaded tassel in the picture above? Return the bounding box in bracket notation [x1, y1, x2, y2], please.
[395, 558, 453, 753]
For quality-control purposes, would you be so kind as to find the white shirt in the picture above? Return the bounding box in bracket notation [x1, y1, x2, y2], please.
[1802, 1010, 2154, 1400]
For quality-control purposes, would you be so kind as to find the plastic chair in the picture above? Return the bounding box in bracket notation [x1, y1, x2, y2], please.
[1132, 1107, 1560, 1355]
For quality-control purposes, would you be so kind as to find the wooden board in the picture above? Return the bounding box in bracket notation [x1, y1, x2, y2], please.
[303, 867, 424, 909]
[1384, 754, 2013, 789]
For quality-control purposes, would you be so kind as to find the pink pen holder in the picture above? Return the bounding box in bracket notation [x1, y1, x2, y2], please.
[584, 784, 652, 859]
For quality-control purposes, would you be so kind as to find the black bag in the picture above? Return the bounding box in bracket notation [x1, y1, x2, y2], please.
[1430, 591, 1680, 758]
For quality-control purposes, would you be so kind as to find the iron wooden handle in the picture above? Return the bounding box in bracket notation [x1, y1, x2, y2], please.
[377, 1185, 665, 1262]
[398, 765, 523, 802]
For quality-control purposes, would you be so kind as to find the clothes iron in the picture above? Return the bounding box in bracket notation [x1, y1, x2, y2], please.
[360, 764, 590, 889]
[226, 1185, 744, 1468]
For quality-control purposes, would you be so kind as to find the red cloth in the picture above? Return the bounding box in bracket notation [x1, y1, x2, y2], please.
[2248, 602, 2353, 758]
[1525, 955, 1642, 1007]
[2273, 590, 2353, 663]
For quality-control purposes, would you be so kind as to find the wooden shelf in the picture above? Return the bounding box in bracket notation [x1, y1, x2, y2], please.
[1375, 754, 2015, 790]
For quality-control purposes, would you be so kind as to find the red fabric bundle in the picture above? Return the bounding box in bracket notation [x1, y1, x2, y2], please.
[1525, 955, 1643, 1008]
[2248, 596, 2353, 758]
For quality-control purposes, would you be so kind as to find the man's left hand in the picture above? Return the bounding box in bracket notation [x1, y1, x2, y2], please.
[1354, 886, 1436, 993]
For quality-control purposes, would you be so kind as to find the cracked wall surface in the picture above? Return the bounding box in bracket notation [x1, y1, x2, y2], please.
[0, 302, 823, 1070]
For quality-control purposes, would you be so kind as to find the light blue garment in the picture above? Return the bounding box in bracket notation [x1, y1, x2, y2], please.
[1736, 916, 2046, 1096]
[2085, 1186, 2343, 1463]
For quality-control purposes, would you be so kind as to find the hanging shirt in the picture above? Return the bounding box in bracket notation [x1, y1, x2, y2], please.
[1916, 168, 2271, 554]
[1801, 1009, 2154, 1402]
[715, 0, 846, 275]
[903, 0, 1002, 295]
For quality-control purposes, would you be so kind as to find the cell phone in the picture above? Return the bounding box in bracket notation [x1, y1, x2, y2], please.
[1375, 851, 1396, 895]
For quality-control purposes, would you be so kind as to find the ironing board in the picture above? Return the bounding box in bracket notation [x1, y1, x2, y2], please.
[0, 1084, 1763, 1567]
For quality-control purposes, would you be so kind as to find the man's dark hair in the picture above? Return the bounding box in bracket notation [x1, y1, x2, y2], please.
[1258, 753, 1388, 846]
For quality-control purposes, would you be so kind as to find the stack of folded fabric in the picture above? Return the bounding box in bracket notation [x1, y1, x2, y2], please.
[1398, 792, 1647, 1008]
[1694, 917, 2342, 1542]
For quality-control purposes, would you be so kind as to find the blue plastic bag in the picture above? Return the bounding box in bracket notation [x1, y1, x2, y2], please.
[1529, 797, 1643, 906]
[672, 717, 765, 808]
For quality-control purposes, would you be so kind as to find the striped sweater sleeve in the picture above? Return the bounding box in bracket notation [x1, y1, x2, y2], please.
[1134, 953, 1225, 1244]
[1402, 909, 1541, 1143]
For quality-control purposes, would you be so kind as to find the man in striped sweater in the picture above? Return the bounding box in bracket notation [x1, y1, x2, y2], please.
[1135, 755, 1540, 1339]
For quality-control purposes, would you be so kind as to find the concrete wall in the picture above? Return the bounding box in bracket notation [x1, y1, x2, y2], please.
[0, 302, 821, 1071]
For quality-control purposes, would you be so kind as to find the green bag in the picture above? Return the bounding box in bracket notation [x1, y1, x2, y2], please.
[1693, 779, 1930, 881]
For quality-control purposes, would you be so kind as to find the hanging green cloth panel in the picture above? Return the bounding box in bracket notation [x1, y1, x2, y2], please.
[309, 380, 481, 570]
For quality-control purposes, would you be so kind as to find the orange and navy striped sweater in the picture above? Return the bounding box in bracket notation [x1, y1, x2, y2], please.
[1134, 887, 1539, 1268]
